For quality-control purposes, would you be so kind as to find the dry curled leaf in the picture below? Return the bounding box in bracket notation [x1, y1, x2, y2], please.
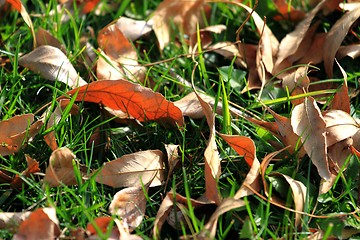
[109, 186, 146, 231]
[19, 45, 87, 88]
[65, 80, 184, 126]
[44, 147, 82, 187]
[115, 17, 153, 41]
[291, 97, 330, 180]
[95, 150, 165, 188]
[36, 27, 66, 53]
[10, 154, 40, 190]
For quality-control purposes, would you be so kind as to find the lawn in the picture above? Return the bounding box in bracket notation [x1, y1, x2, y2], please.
[1, 0, 360, 239]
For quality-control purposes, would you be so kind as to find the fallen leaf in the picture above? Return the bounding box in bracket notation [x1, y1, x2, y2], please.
[65, 79, 184, 126]
[282, 65, 310, 105]
[189, 25, 226, 53]
[10, 154, 40, 189]
[273, 0, 306, 21]
[328, 137, 353, 172]
[323, 110, 359, 147]
[86, 216, 120, 239]
[329, 60, 350, 113]
[95, 150, 165, 188]
[44, 147, 83, 187]
[164, 144, 180, 189]
[207, 42, 247, 68]
[19, 45, 87, 88]
[109, 186, 147, 231]
[291, 97, 330, 180]
[324, 7, 360, 77]
[115, 17, 153, 41]
[150, 0, 208, 50]
[336, 44, 360, 60]
[195, 90, 222, 204]
[319, 173, 337, 195]
[6, 0, 36, 48]
[0, 114, 43, 156]
[297, 33, 326, 65]
[270, 173, 307, 226]
[13, 208, 60, 240]
[36, 27, 66, 53]
[218, 133, 261, 199]
[79, 0, 101, 14]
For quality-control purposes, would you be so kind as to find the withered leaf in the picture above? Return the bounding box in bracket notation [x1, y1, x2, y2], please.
[291, 97, 330, 180]
[109, 186, 146, 231]
[115, 17, 153, 41]
[65, 79, 184, 126]
[0, 114, 43, 156]
[36, 27, 66, 53]
[19, 45, 87, 88]
[95, 150, 165, 188]
[10, 154, 40, 189]
[324, 7, 360, 77]
[13, 208, 60, 240]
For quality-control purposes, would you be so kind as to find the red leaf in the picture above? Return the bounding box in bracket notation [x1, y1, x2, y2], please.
[6, 0, 21, 12]
[65, 80, 184, 126]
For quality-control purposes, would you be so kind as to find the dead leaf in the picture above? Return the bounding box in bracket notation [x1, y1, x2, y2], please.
[164, 144, 180, 189]
[207, 42, 247, 68]
[324, 7, 360, 77]
[95, 150, 165, 188]
[115, 17, 153, 41]
[6, 0, 36, 48]
[10, 154, 40, 189]
[150, 0, 208, 50]
[273, 0, 306, 21]
[86, 216, 120, 239]
[336, 44, 360, 60]
[291, 97, 330, 180]
[189, 25, 226, 53]
[44, 147, 82, 187]
[13, 207, 60, 240]
[19, 45, 87, 88]
[97, 22, 146, 82]
[65, 79, 184, 126]
[0, 114, 43, 156]
[36, 27, 66, 53]
[297, 33, 326, 65]
[270, 173, 307, 226]
[109, 186, 146, 231]
[319, 173, 337, 195]
[329, 60, 350, 113]
[195, 90, 222, 204]
[328, 137, 353, 172]
[218, 133, 261, 199]
[282, 65, 310, 105]
[323, 110, 359, 147]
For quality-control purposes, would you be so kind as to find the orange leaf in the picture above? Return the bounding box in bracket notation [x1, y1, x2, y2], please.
[79, 0, 101, 14]
[6, 0, 21, 11]
[10, 155, 40, 190]
[65, 80, 184, 126]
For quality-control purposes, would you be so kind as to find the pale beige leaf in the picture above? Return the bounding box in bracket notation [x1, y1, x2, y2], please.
[329, 60, 350, 113]
[328, 137, 352, 172]
[336, 44, 360, 60]
[207, 42, 247, 68]
[96, 50, 126, 80]
[291, 97, 330, 180]
[189, 25, 226, 53]
[44, 147, 80, 187]
[115, 17, 153, 41]
[273, 173, 307, 226]
[324, 7, 360, 77]
[19, 45, 87, 88]
[323, 110, 359, 147]
[109, 186, 146, 231]
[195, 90, 222, 205]
[234, 158, 261, 199]
[153, 192, 173, 238]
[95, 150, 165, 188]
[319, 173, 337, 195]
[13, 208, 60, 240]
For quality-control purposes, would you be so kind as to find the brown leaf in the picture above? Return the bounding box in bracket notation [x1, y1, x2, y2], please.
[150, 0, 208, 50]
[65, 79, 184, 126]
[323, 110, 359, 147]
[218, 133, 261, 199]
[324, 7, 360, 77]
[328, 137, 353, 172]
[291, 97, 330, 180]
[297, 33, 326, 65]
[97, 22, 146, 82]
[44, 147, 82, 187]
[0, 114, 43, 156]
[10, 154, 40, 189]
[282, 65, 310, 105]
[207, 42, 247, 68]
[195, 91, 222, 204]
[109, 186, 146, 231]
[270, 173, 307, 226]
[95, 150, 165, 188]
[86, 216, 120, 239]
[164, 144, 180, 189]
[36, 27, 66, 53]
[13, 208, 60, 240]
[336, 44, 360, 60]
[273, 0, 306, 21]
[19, 45, 87, 88]
[329, 60, 350, 113]
[189, 25, 226, 53]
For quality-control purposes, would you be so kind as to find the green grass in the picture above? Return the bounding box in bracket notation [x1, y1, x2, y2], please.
[1, 0, 360, 239]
